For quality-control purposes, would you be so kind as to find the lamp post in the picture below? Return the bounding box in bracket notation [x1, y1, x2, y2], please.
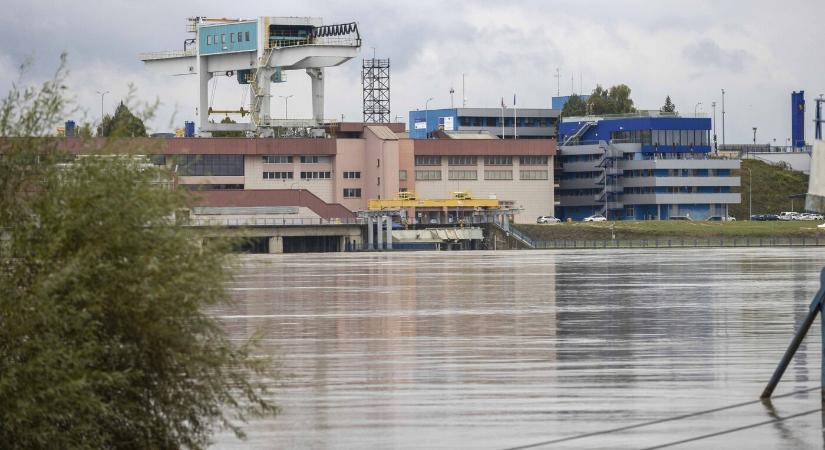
[95, 90, 109, 121]
[747, 167, 752, 220]
[694, 102, 702, 116]
[711, 101, 717, 150]
[424, 97, 433, 138]
[752, 127, 757, 145]
[721, 89, 726, 147]
[279, 95, 293, 119]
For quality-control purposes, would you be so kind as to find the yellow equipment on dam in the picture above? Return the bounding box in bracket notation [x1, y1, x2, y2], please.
[368, 191, 500, 210]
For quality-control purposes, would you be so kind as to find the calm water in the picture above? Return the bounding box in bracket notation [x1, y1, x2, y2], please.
[213, 249, 825, 449]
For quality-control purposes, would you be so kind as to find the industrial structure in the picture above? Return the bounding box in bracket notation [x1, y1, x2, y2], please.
[792, 90, 806, 149]
[556, 113, 741, 220]
[362, 58, 390, 123]
[140, 16, 362, 137]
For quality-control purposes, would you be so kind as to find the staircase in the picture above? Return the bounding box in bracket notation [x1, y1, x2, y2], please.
[594, 141, 623, 216]
[562, 121, 597, 146]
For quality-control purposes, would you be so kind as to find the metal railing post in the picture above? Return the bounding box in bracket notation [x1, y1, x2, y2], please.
[761, 268, 825, 400]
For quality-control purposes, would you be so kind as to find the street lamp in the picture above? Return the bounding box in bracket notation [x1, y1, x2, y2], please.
[711, 101, 717, 150]
[694, 102, 702, 116]
[752, 127, 757, 145]
[721, 89, 726, 147]
[424, 97, 434, 138]
[279, 95, 294, 119]
[747, 167, 752, 220]
[95, 90, 109, 121]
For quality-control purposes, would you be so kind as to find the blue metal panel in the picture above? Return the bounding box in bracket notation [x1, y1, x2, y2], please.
[559, 116, 711, 146]
[791, 91, 805, 148]
[199, 21, 258, 55]
[408, 108, 457, 139]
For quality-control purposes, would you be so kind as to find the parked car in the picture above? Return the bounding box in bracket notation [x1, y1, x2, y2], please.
[807, 213, 825, 220]
[706, 216, 736, 222]
[668, 215, 692, 221]
[583, 214, 606, 222]
[751, 214, 766, 221]
[764, 214, 780, 221]
[778, 212, 801, 221]
[536, 216, 561, 224]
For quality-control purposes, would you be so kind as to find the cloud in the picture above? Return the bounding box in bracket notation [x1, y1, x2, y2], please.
[682, 39, 754, 73]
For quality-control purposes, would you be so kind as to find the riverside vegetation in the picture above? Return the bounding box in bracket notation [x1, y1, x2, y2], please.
[0, 56, 278, 449]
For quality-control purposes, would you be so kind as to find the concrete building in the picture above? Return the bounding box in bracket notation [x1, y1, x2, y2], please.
[556, 113, 741, 220]
[60, 123, 557, 224]
[409, 108, 559, 140]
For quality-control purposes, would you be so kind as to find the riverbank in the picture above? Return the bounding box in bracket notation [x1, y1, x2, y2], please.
[515, 220, 824, 242]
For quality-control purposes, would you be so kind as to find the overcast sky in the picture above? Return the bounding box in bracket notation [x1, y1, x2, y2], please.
[2, 0, 824, 144]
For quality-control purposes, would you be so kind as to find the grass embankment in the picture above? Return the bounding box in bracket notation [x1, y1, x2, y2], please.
[516, 220, 824, 241]
[730, 159, 809, 219]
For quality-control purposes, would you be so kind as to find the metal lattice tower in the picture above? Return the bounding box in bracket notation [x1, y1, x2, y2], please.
[362, 58, 390, 123]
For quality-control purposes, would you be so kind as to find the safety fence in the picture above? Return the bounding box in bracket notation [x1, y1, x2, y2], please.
[532, 236, 825, 249]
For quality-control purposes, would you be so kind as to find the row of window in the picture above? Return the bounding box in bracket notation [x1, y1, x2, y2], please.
[343, 171, 361, 179]
[415, 170, 549, 181]
[343, 188, 362, 198]
[609, 129, 711, 147]
[457, 116, 555, 128]
[263, 155, 292, 164]
[177, 154, 244, 176]
[623, 186, 728, 194]
[206, 31, 252, 46]
[414, 155, 547, 167]
[263, 171, 293, 179]
[300, 171, 332, 179]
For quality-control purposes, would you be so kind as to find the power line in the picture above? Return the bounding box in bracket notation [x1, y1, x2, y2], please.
[500, 386, 820, 450]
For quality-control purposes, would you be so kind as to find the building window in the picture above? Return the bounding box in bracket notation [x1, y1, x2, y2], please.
[399, 170, 407, 181]
[415, 170, 442, 181]
[221, 34, 226, 44]
[415, 155, 442, 166]
[300, 171, 332, 179]
[520, 170, 548, 180]
[299, 155, 330, 164]
[484, 155, 513, 166]
[484, 170, 513, 180]
[448, 155, 477, 165]
[519, 156, 548, 165]
[245, 31, 250, 41]
[343, 171, 361, 179]
[343, 188, 362, 198]
[448, 170, 477, 180]
[176, 154, 244, 176]
[237, 32, 243, 42]
[230, 33, 235, 43]
[207, 35, 213, 45]
[263, 171, 293, 180]
[263, 155, 293, 164]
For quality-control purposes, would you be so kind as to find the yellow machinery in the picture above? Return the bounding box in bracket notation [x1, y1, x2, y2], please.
[368, 191, 499, 210]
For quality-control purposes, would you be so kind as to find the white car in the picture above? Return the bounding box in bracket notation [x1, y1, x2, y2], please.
[583, 214, 607, 222]
[778, 212, 801, 221]
[803, 213, 824, 220]
[537, 216, 560, 224]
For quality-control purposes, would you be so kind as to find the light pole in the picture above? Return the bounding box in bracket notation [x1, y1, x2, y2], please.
[752, 127, 757, 145]
[424, 97, 433, 138]
[279, 95, 293, 119]
[721, 89, 726, 147]
[449, 87, 455, 108]
[694, 102, 702, 116]
[96, 90, 109, 121]
[711, 101, 717, 150]
[747, 167, 752, 220]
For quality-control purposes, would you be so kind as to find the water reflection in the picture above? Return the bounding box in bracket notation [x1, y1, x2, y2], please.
[212, 249, 825, 449]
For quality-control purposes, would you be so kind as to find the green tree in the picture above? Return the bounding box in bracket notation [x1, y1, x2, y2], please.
[661, 95, 676, 113]
[212, 115, 245, 138]
[586, 84, 636, 115]
[97, 101, 147, 137]
[0, 56, 277, 449]
[560, 94, 587, 117]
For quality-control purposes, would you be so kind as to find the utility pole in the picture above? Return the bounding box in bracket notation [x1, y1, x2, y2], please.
[450, 87, 455, 108]
[721, 89, 726, 147]
[462, 73, 466, 107]
[753, 127, 757, 145]
[747, 167, 753, 219]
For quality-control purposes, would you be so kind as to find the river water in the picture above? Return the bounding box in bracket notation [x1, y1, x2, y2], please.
[213, 248, 825, 449]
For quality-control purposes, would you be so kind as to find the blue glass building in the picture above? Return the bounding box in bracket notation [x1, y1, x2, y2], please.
[556, 114, 741, 220]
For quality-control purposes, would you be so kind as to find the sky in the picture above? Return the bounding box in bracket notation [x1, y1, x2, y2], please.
[1, 0, 823, 144]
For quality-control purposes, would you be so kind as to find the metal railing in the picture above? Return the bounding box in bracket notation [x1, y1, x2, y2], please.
[184, 217, 363, 227]
[138, 49, 196, 60]
[530, 237, 825, 249]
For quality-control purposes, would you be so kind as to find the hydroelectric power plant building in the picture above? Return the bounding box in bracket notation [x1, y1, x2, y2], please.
[556, 114, 741, 220]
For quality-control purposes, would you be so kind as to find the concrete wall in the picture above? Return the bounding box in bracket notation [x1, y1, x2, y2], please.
[807, 141, 825, 212]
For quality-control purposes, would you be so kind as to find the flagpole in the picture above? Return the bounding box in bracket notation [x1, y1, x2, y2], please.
[513, 94, 517, 139]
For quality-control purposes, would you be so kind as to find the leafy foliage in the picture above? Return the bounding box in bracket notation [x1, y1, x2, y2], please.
[97, 101, 148, 137]
[729, 159, 810, 219]
[586, 84, 636, 115]
[660, 95, 676, 113]
[560, 94, 587, 117]
[0, 55, 277, 449]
